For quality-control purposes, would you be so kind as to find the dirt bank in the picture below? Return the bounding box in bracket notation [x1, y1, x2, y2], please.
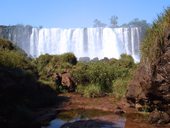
[56, 93, 119, 111]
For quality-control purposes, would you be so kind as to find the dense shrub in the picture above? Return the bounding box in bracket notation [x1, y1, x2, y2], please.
[87, 61, 113, 92]
[60, 52, 77, 65]
[112, 78, 130, 100]
[34, 53, 76, 82]
[34, 54, 52, 72]
[77, 84, 102, 98]
[72, 54, 137, 98]
[71, 62, 90, 84]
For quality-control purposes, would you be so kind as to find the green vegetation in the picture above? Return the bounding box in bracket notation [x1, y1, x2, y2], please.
[76, 84, 102, 98]
[121, 18, 150, 28]
[33, 52, 77, 92]
[93, 19, 107, 27]
[34, 51, 136, 98]
[110, 15, 118, 27]
[141, 8, 170, 63]
[72, 54, 137, 98]
[93, 16, 149, 28]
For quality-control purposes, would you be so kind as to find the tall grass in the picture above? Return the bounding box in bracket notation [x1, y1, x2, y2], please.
[141, 7, 170, 63]
[76, 84, 102, 98]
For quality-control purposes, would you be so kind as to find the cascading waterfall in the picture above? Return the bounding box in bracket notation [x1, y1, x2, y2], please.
[30, 27, 141, 62]
[0, 26, 142, 62]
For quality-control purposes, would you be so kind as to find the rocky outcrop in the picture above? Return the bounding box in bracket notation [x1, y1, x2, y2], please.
[0, 25, 32, 55]
[126, 64, 152, 108]
[126, 29, 170, 124]
[53, 72, 76, 92]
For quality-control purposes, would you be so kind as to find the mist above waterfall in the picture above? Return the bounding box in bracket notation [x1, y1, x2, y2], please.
[0, 26, 142, 62]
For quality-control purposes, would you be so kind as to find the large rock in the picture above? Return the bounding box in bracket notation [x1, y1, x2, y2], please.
[53, 72, 76, 92]
[126, 64, 152, 107]
[126, 29, 170, 124]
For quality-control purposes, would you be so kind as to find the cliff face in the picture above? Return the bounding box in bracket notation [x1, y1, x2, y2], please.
[126, 28, 170, 123]
[0, 25, 32, 54]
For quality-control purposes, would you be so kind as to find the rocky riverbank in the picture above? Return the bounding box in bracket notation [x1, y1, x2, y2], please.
[38, 93, 170, 128]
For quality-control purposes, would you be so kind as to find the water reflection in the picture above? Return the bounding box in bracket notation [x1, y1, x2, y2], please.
[42, 119, 65, 128]
[42, 109, 125, 128]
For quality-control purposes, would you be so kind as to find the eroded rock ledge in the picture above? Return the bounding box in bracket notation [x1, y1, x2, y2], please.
[126, 29, 170, 124]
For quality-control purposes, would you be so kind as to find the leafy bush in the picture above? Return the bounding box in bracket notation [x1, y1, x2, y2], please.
[71, 62, 90, 84]
[33, 54, 52, 72]
[72, 54, 137, 98]
[34, 53, 77, 80]
[60, 52, 77, 65]
[87, 61, 113, 92]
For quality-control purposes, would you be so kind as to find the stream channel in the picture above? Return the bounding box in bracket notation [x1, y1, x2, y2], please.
[42, 109, 126, 128]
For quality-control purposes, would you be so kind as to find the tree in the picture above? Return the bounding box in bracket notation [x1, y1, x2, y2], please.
[93, 19, 107, 27]
[121, 18, 150, 29]
[110, 16, 118, 27]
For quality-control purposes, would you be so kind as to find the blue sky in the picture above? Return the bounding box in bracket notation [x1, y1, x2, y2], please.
[0, 0, 169, 28]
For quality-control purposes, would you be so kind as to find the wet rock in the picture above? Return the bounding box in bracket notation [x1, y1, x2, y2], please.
[79, 57, 90, 62]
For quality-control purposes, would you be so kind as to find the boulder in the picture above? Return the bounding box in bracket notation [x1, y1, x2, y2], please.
[126, 64, 152, 107]
[53, 72, 76, 92]
[79, 57, 90, 62]
[61, 72, 75, 91]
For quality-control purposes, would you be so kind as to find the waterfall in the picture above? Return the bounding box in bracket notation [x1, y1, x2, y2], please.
[0, 26, 142, 62]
